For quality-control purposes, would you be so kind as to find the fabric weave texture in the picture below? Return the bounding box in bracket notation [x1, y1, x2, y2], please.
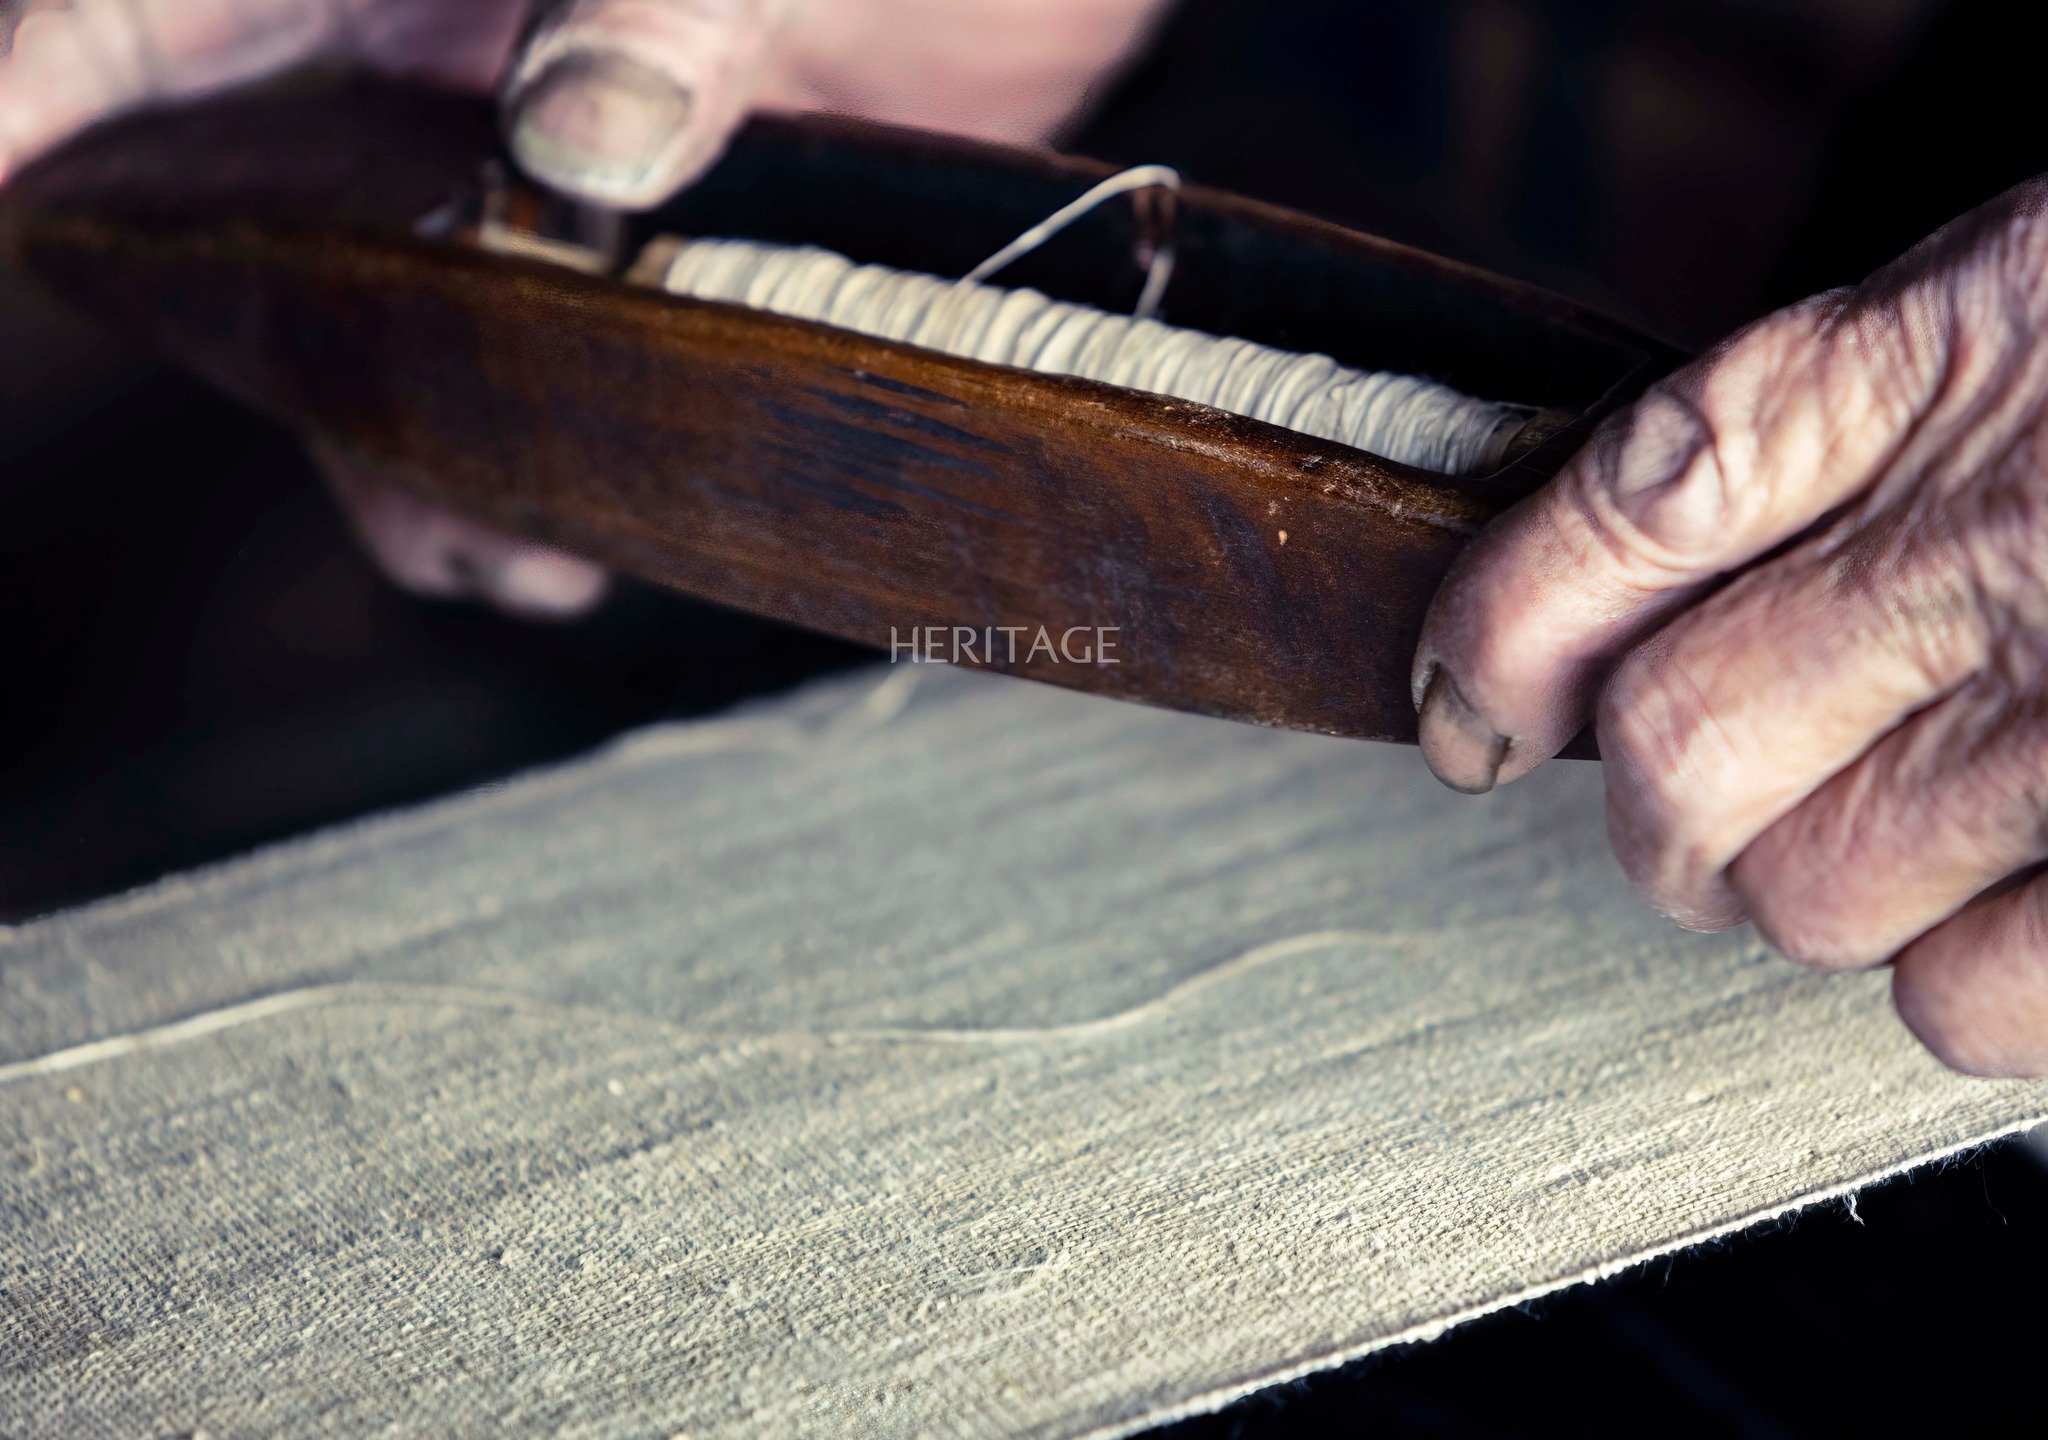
[3, 666, 2044, 1437]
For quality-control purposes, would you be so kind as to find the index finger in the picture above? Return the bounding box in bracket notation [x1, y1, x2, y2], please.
[0, 0, 348, 185]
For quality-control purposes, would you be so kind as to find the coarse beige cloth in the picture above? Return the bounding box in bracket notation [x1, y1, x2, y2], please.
[4, 665, 2045, 1437]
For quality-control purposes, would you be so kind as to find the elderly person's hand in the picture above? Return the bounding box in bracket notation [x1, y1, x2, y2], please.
[1415, 178, 2048, 1077]
[0, 0, 1165, 616]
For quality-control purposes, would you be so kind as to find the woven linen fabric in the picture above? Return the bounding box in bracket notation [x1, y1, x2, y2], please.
[4, 666, 2046, 1437]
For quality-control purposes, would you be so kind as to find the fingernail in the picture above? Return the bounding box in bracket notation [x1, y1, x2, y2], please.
[1417, 666, 1510, 795]
[507, 51, 693, 205]
[494, 549, 611, 619]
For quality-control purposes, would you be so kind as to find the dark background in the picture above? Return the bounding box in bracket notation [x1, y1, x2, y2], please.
[3, 0, 2044, 1432]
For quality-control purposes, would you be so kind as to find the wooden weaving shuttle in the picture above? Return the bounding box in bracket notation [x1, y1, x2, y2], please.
[0, 80, 1678, 745]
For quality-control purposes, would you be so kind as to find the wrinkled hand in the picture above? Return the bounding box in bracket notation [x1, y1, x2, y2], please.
[0, 0, 1164, 615]
[1415, 178, 2048, 1077]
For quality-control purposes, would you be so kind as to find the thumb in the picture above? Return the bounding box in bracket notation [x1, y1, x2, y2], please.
[503, 0, 795, 210]
[1411, 282, 1939, 794]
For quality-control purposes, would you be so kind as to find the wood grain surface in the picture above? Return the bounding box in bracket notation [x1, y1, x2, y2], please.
[0, 82, 1676, 743]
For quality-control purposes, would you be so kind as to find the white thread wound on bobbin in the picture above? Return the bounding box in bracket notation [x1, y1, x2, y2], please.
[652, 238, 1531, 475]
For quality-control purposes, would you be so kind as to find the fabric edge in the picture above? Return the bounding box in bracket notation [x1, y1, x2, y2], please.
[0, 665, 920, 945]
[1076, 1112, 2048, 1440]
